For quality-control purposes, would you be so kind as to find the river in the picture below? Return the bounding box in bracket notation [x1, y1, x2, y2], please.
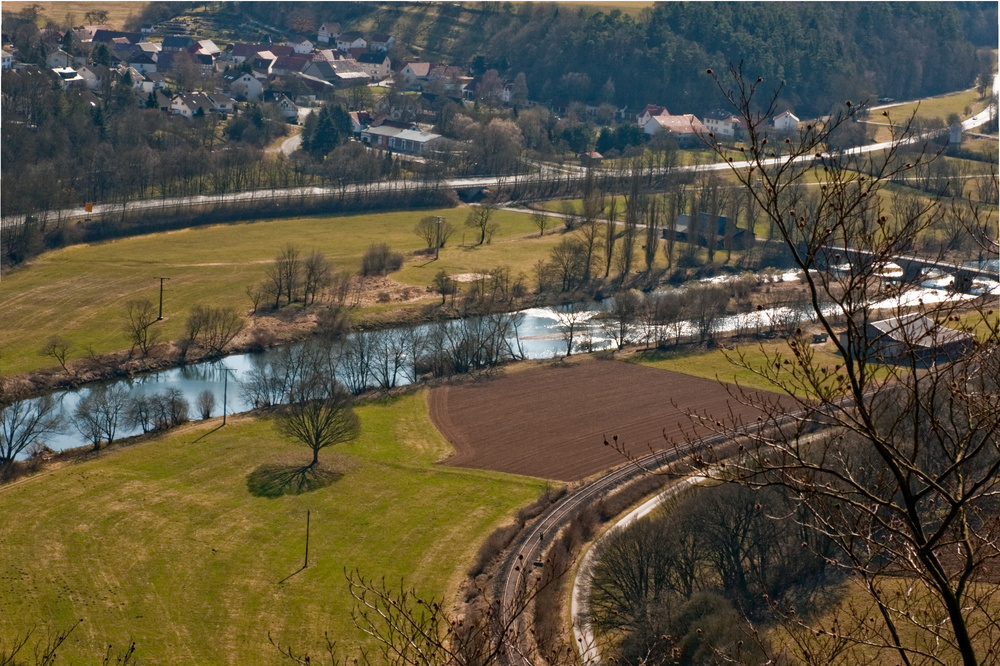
[17, 269, 1000, 455]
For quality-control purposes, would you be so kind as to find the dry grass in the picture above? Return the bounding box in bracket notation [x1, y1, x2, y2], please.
[0, 207, 562, 376]
[0, 392, 546, 664]
[2, 2, 148, 29]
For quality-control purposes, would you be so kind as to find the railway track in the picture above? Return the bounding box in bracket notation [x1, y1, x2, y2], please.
[491, 437, 710, 664]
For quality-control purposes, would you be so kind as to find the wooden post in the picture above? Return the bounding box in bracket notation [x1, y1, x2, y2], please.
[304, 509, 310, 569]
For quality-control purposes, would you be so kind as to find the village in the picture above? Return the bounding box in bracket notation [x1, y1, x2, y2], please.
[1, 16, 803, 159]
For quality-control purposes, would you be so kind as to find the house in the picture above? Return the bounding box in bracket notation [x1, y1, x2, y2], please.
[336, 31, 367, 52]
[110, 66, 144, 91]
[251, 52, 277, 77]
[347, 110, 373, 137]
[229, 43, 268, 63]
[152, 89, 172, 112]
[223, 70, 263, 101]
[303, 60, 336, 82]
[68, 87, 102, 109]
[192, 40, 220, 57]
[287, 37, 314, 55]
[399, 61, 431, 88]
[171, 92, 211, 117]
[73, 25, 109, 43]
[52, 66, 85, 89]
[271, 55, 312, 77]
[317, 22, 341, 44]
[208, 92, 237, 115]
[267, 45, 296, 58]
[92, 29, 144, 45]
[46, 49, 73, 68]
[274, 93, 299, 121]
[127, 51, 158, 74]
[665, 213, 747, 250]
[1, 50, 12, 70]
[161, 36, 195, 52]
[137, 41, 161, 56]
[315, 48, 349, 62]
[642, 113, 709, 146]
[191, 52, 215, 74]
[361, 124, 444, 155]
[76, 64, 110, 90]
[308, 58, 370, 86]
[637, 104, 668, 128]
[773, 110, 800, 132]
[171, 92, 237, 118]
[841, 314, 975, 365]
[139, 71, 166, 93]
[331, 59, 371, 86]
[356, 52, 390, 80]
[703, 110, 745, 140]
[38, 28, 65, 50]
[369, 33, 395, 52]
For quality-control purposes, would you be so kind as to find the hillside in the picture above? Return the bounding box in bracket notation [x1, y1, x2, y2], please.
[237, 1, 997, 117]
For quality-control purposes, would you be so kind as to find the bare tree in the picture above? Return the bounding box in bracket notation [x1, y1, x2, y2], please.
[603, 197, 619, 278]
[246, 283, 264, 315]
[196, 390, 215, 420]
[465, 200, 500, 246]
[531, 209, 550, 237]
[184, 305, 244, 357]
[39, 336, 74, 377]
[635, 66, 1000, 666]
[277, 245, 301, 306]
[432, 270, 457, 305]
[415, 216, 455, 250]
[0, 393, 61, 473]
[556, 302, 590, 356]
[302, 250, 333, 305]
[124, 299, 159, 357]
[274, 568, 566, 666]
[275, 377, 361, 468]
[72, 384, 129, 451]
[643, 196, 660, 273]
[559, 200, 580, 231]
[600, 289, 641, 350]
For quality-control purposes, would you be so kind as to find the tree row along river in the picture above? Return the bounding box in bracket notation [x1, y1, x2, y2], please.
[19, 271, 997, 456]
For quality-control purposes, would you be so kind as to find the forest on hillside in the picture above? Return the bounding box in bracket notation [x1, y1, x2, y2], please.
[239, 1, 997, 117]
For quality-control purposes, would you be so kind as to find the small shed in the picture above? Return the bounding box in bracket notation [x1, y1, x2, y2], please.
[664, 213, 747, 250]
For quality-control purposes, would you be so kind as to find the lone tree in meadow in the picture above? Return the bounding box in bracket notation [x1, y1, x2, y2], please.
[275, 376, 360, 468]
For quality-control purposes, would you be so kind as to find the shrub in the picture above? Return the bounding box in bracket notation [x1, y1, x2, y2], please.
[360, 243, 404, 276]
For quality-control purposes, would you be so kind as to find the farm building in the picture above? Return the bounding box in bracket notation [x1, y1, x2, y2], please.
[664, 213, 747, 250]
[841, 314, 975, 364]
[361, 124, 444, 155]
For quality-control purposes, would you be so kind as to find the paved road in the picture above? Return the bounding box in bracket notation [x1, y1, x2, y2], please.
[3, 94, 994, 228]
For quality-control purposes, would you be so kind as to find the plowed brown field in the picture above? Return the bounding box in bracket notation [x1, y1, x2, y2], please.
[429, 360, 777, 481]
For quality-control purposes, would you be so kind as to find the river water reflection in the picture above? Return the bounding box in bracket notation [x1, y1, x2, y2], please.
[29, 270, 999, 454]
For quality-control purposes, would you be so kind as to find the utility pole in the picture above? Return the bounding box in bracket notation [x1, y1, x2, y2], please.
[154, 277, 170, 320]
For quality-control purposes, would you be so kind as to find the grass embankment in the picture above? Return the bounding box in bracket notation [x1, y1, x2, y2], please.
[0, 207, 565, 376]
[633, 340, 872, 399]
[0, 391, 547, 664]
